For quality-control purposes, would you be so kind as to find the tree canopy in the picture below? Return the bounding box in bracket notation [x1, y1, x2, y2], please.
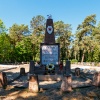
[0, 14, 100, 64]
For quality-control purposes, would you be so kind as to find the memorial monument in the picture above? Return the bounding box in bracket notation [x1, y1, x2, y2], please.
[30, 15, 70, 75]
[40, 15, 60, 66]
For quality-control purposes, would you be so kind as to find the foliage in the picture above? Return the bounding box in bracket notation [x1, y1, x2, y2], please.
[54, 21, 73, 60]
[0, 33, 11, 63]
[0, 19, 6, 33]
[30, 15, 45, 35]
[15, 37, 33, 62]
[0, 14, 100, 63]
[9, 24, 29, 43]
[74, 14, 97, 62]
[71, 59, 78, 64]
[93, 46, 100, 62]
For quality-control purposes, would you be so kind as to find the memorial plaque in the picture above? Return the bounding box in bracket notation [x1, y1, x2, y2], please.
[40, 43, 60, 65]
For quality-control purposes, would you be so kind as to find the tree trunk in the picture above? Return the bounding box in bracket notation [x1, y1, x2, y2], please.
[79, 50, 82, 62]
[75, 52, 76, 60]
[81, 53, 84, 64]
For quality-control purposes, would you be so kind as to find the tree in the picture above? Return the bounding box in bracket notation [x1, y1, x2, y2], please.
[93, 46, 100, 62]
[30, 15, 45, 61]
[75, 14, 96, 63]
[15, 37, 33, 62]
[0, 19, 10, 63]
[71, 39, 79, 60]
[8, 24, 29, 62]
[54, 21, 72, 61]
[54, 21, 65, 36]
[9, 24, 29, 43]
[0, 33, 11, 63]
[0, 19, 6, 33]
[30, 15, 45, 35]
[30, 33, 44, 61]
[91, 22, 100, 62]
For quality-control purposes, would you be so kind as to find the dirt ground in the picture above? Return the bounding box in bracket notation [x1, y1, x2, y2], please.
[1, 84, 100, 100]
[0, 64, 100, 100]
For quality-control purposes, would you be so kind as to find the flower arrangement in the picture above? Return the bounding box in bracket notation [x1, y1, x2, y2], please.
[46, 63, 55, 70]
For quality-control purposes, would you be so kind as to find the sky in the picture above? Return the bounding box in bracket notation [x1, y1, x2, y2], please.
[0, 0, 100, 34]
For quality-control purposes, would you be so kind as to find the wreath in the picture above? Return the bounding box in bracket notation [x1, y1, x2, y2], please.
[46, 63, 55, 71]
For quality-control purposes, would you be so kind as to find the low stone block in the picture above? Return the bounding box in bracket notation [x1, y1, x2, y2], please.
[61, 75, 72, 92]
[20, 67, 25, 76]
[28, 75, 39, 92]
[93, 72, 100, 86]
[0, 72, 7, 89]
[75, 68, 80, 76]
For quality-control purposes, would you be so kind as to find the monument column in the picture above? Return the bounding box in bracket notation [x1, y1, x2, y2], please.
[44, 15, 55, 44]
[40, 15, 60, 65]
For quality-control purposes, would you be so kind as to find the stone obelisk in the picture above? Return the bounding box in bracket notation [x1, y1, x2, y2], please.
[40, 15, 60, 65]
[44, 15, 55, 44]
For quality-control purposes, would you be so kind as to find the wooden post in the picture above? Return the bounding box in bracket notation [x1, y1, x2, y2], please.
[61, 75, 72, 92]
[0, 72, 7, 89]
[29, 61, 35, 74]
[20, 67, 25, 76]
[93, 72, 100, 86]
[75, 68, 80, 76]
[28, 75, 39, 92]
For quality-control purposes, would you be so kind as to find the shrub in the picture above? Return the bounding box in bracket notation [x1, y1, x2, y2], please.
[71, 59, 78, 64]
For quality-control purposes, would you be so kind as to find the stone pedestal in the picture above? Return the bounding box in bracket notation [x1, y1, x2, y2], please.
[93, 72, 100, 86]
[0, 72, 7, 89]
[61, 75, 72, 92]
[29, 61, 35, 74]
[20, 67, 25, 76]
[28, 75, 39, 92]
[75, 68, 80, 76]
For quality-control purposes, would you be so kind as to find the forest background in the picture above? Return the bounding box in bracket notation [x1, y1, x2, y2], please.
[0, 14, 100, 65]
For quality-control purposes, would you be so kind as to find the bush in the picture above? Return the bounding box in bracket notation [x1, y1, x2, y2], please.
[71, 59, 78, 64]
